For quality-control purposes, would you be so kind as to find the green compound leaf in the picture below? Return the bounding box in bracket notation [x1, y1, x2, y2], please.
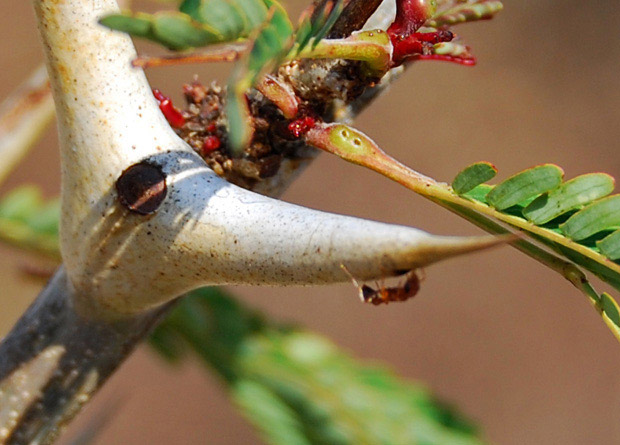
[598, 230, 620, 260]
[452, 162, 497, 195]
[101, 0, 282, 51]
[486, 164, 564, 211]
[150, 288, 483, 445]
[560, 195, 620, 241]
[523, 173, 615, 225]
[427, 0, 504, 28]
[445, 162, 620, 341]
[451, 163, 620, 270]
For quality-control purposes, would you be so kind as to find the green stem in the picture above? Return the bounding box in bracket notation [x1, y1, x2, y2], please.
[306, 123, 617, 339]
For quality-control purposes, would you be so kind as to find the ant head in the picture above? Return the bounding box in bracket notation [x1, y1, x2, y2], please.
[361, 285, 378, 303]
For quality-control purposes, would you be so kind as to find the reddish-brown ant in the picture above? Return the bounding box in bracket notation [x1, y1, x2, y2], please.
[340, 265, 423, 306]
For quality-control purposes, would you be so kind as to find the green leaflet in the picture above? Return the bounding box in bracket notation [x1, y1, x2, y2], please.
[181, 0, 244, 41]
[598, 230, 620, 260]
[101, 0, 346, 57]
[151, 12, 222, 50]
[447, 160, 620, 339]
[150, 287, 483, 445]
[561, 195, 620, 241]
[603, 292, 620, 326]
[234, 0, 272, 34]
[99, 13, 153, 39]
[452, 162, 497, 195]
[602, 293, 620, 341]
[462, 184, 493, 204]
[180, 0, 268, 41]
[101, 11, 222, 51]
[486, 164, 564, 211]
[523, 173, 615, 225]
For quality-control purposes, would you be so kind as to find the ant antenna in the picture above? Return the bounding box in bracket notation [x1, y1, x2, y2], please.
[340, 264, 365, 302]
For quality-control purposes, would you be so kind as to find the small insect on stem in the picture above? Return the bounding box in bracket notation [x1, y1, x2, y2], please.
[340, 265, 422, 306]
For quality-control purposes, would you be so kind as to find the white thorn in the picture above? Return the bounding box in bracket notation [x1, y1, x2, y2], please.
[34, 0, 507, 315]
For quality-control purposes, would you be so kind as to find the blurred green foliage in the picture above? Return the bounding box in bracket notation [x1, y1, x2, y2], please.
[0, 186, 59, 259]
[150, 287, 483, 445]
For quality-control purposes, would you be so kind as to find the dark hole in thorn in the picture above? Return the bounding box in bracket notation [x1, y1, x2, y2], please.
[116, 161, 167, 215]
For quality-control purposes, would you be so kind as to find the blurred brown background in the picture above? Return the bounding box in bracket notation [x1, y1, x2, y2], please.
[2, 0, 620, 443]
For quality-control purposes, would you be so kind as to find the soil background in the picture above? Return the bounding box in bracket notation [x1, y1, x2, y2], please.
[2, 1, 620, 444]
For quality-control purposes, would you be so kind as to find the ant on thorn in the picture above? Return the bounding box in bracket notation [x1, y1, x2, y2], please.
[340, 265, 423, 306]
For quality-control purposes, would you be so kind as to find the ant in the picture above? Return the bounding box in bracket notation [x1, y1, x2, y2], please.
[340, 265, 423, 306]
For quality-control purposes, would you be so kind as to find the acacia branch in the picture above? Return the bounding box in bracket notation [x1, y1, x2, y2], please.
[0, 0, 506, 442]
[0, 268, 172, 444]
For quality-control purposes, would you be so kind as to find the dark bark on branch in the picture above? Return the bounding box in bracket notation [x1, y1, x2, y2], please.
[0, 269, 174, 444]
